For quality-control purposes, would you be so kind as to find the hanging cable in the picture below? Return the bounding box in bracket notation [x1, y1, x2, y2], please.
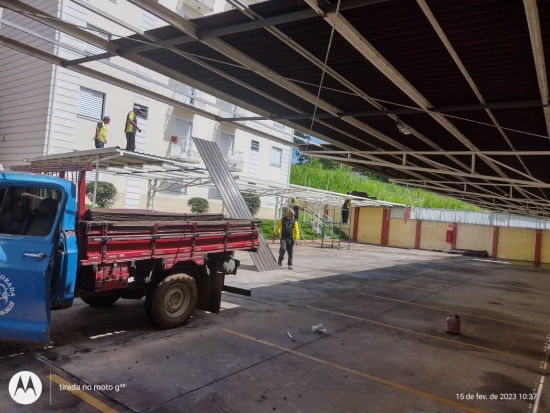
[307, 0, 342, 150]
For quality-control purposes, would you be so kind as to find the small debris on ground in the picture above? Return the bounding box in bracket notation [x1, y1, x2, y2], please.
[286, 331, 295, 342]
[312, 324, 327, 334]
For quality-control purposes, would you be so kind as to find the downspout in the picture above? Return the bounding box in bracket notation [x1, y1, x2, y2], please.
[45, 0, 63, 155]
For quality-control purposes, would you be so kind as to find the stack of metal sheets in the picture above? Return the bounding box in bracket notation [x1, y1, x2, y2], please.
[193, 137, 279, 271]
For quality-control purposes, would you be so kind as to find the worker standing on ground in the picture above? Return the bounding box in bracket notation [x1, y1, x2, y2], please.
[125, 107, 142, 152]
[94, 115, 110, 148]
[273, 208, 299, 270]
[290, 197, 300, 220]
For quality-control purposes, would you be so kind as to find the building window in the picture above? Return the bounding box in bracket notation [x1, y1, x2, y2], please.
[251, 140, 259, 152]
[159, 180, 187, 194]
[171, 117, 193, 159]
[134, 104, 148, 120]
[209, 188, 222, 199]
[78, 87, 105, 120]
[270, 146, 282, 167]
[218, 131, 235, 156]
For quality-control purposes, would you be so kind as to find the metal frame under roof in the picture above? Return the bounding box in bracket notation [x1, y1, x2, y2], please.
[25, 146, 206, 182]
[5, 0, 544, 214]
[21, 146, 400, 210]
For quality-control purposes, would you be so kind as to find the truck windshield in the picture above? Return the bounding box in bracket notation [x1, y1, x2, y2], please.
[0, 186, 61, 236]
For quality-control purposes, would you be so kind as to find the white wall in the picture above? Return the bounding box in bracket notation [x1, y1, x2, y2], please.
[0, 0, 58, 167]
[0, 0, 294, 219]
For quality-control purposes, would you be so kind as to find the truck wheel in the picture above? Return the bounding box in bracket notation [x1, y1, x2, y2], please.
[81, 294, 120, 307]
[145, 273, 197, 329]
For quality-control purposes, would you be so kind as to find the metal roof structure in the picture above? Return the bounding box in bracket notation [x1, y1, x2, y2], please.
[2, 0, 549, 216]
[111, 0, 550, 218]
[21, 146, 400, 209]
[25, 147, 206, 179]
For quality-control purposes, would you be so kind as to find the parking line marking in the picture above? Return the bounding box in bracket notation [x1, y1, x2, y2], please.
[307, 306, 539, 363]
[48, 375, 118, 413]
[386, 283, 440, 293]
[359, 292, 548, 332]
[222, 328, 484, 413]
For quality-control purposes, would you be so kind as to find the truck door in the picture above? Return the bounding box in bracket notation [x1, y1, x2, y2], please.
[0, 183, 65, 343]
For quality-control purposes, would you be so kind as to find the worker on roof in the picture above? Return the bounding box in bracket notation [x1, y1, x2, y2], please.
[273, 208, 299, 270]
[125, 107, 142, 152]
[94, 115, 110, 148]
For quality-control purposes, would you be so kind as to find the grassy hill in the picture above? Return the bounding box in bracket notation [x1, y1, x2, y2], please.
[290, 159, 480, 210]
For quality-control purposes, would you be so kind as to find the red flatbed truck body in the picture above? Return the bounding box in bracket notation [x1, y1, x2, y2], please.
[1, 162, 259, 342]
[78, 213, 259, 292]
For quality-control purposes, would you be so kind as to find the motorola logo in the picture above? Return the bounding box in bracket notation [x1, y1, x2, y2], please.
[9, 371, 42, 405]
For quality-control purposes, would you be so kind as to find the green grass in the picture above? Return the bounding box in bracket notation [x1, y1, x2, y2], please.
[290, 160, 480, 210]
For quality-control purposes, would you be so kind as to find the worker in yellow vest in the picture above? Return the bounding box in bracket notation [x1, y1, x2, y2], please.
[94, 115, 110, 148]
[125, 107, 142, 152]
[273, 208, 299, 270]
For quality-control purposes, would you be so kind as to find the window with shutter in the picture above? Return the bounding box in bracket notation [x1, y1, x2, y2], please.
[270, 146, 282, 167]
[218, 131, 235, 157]
[78, 87, 105, 120]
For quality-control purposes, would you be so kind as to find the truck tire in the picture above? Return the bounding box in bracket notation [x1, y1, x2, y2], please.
[145, 273, 198, 329]
[81, 294, 120, 307]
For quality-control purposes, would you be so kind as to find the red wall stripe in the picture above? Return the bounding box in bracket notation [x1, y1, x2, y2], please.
[534, 229, 542, 265]
[381, 209, 390, 245]
[451, 223, 458, 250]
[415, 220, 422, 249]
[491, 226, 499, 258]
[352, 207, 360, 242]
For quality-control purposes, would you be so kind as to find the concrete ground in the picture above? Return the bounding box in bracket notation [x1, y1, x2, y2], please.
[1, 242, 549, 413]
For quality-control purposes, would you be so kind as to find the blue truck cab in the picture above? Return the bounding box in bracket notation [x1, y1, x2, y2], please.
[0, 172, 78, 343]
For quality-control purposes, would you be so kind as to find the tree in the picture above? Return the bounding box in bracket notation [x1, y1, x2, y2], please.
[85, 181, 117, 208]
[242, 192, 261, 217]
[187, 197, 209, 213]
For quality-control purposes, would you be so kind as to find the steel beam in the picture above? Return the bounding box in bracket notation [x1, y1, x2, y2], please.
[117, 0, 389, 56]
[0, 35, 298, 150]
[126, 0, 507, 193]
[220, 100, 548, 121]
[417, 0, 546, 201]
[69, 0, 145, 35]
[524, 0, 550, 137]
[304, 0, 515, 185]
[2, 0, 354, 152]
[390, 179, 548, 189]
[303, 150, 550, 156]
[223, 0, 523, 204]
[221, 0, 478, 177]
[391, 180, 550, 209]
[308, 153, 550, 187]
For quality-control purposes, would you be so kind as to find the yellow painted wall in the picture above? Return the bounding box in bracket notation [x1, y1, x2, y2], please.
[356, 208, 383, 244]
[388, 218, 416, 249]
[419, 221, 452, 252]
[456, 224, 493, 254]
[541, 230, 550, 264]
[354, 207, 550, 263]
[498, 227, 536, 262]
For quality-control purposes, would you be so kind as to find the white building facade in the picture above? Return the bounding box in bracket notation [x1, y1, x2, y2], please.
[0, 0, 293, 218]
